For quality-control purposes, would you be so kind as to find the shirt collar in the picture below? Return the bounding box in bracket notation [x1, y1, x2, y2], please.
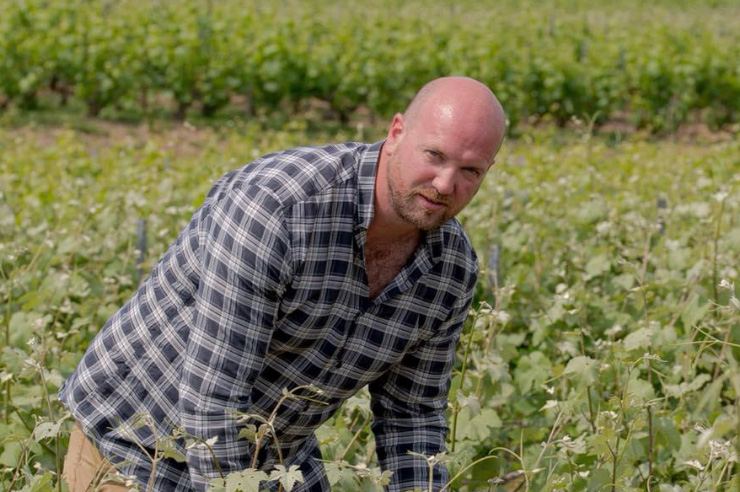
[356, 140, 383, 231]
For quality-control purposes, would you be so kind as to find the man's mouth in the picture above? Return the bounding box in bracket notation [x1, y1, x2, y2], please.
[417, 193, 450, 209]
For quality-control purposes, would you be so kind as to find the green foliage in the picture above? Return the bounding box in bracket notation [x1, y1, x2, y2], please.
[2, 0, 740, 130]
[1, 121, 739, 491]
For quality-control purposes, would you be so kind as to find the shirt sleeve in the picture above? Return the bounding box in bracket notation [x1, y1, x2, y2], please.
[178, 184, 291, 490]
[368, 285, 475, 492]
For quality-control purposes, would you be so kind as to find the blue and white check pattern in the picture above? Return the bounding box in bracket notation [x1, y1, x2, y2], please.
[59, 141, 478, 492]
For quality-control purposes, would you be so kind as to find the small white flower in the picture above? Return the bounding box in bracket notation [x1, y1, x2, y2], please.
[493, 310, 511, 325]
[596, 221, 612, 234]
[665, 239, 681, 251]
[713, 191, 729, 202]
[709, 440, 729, 460]
[605, 325, 623, 336]
[540, 400, 559, 411]
[600, 411, 619, 421]
[718, 279, 733, 290]
[683, 460, 705, 471]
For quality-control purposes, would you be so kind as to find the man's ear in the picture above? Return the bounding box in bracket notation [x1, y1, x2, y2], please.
[383, 113, 405, 154]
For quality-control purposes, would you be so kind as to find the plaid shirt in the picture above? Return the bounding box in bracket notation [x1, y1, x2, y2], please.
[59, 141, 478, 492]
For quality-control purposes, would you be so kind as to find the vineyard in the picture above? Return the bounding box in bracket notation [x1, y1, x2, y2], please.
[2, 0, 740, 132]
[2, 0, 740, 491]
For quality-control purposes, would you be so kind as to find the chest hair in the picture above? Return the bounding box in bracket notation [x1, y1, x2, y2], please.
[364, 239, 418, 300]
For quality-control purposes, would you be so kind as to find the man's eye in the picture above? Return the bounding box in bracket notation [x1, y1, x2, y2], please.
[426, 150, 441, 159]
[464, 168, 482, 177]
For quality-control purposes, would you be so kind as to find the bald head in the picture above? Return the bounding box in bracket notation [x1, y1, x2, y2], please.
[374, 76, 507, 234]
[403, 76, 506, 160]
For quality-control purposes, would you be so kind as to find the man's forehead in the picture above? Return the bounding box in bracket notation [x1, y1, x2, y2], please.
[411, 117, 498, 162]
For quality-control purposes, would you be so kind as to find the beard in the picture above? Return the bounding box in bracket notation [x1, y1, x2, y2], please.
[386, 166, 455, 231]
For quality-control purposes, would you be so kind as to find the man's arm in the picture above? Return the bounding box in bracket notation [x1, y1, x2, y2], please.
[369, 291, 474, 492]
[178, 184, 291, 490]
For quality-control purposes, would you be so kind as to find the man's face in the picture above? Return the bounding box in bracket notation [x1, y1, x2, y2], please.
[384, 113, 496, 231]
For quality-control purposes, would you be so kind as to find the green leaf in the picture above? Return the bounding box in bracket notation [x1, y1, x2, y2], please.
[585, 254, 611, 277]
[237, 424, 257, 442]
[627, 377, 655, 403]
[664, 374, 711, 398]
[455, 408, 501, 442]
[514, 351, 552, 393]
[611, 273, 634, 290]
[654, 417, 682, 452]
[23, 471, 54, 492]
[269, 464, 304, 492]
[456, 390, 481, 418]
[562, 356, 599, 387]
[623, 327, 652, 352]
[32, 420, 63, 441]
[0, 441, 22, 467]
[213, 468, 269, 492]
[159, 439, 187, 463]
[680, 296, 710, 328]
[323, 461, 354, 487]
[586, 467, 612, 492]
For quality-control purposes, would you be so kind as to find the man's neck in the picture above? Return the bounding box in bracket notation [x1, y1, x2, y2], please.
[364, 224, 421, 300]
[366, 221, 421, 250]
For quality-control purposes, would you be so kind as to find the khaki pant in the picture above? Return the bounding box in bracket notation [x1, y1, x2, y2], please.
[63, 425, 130, 492]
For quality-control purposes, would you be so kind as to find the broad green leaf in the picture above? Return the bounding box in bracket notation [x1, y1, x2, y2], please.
[585, 254, 611, 277]
[654, 417, 682, 452]
[323, 461, 354, 487]
[456, 390, 481, 418]
[0, 441, 22, 467]
[32, 420, 63, 441]
[215, 468, 269, 492]
[22, 471, 54, 492]
[514, 351, 552, 393]
[664, 374, 711, 398]
[627, 377, 655, 403]
[611, 273, 634, 290]
[455, 408, 501, 442]
[586, 467, 612, 492]
[623, 327, 652, 352]
[680, 296, 710, 328]
[563, 356, 599, 387]
[269, 464, 304, 492]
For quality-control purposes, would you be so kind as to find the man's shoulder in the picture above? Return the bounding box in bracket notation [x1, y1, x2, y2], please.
[237, 141, 368, 200]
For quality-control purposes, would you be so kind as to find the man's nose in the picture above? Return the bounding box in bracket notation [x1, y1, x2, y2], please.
[431, 168, 455, 196]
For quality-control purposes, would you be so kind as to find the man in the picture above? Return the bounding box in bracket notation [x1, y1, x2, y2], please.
[60, 76, 506, 492]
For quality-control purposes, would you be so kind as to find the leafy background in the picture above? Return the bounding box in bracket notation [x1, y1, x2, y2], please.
[1, 0, 740, 491]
